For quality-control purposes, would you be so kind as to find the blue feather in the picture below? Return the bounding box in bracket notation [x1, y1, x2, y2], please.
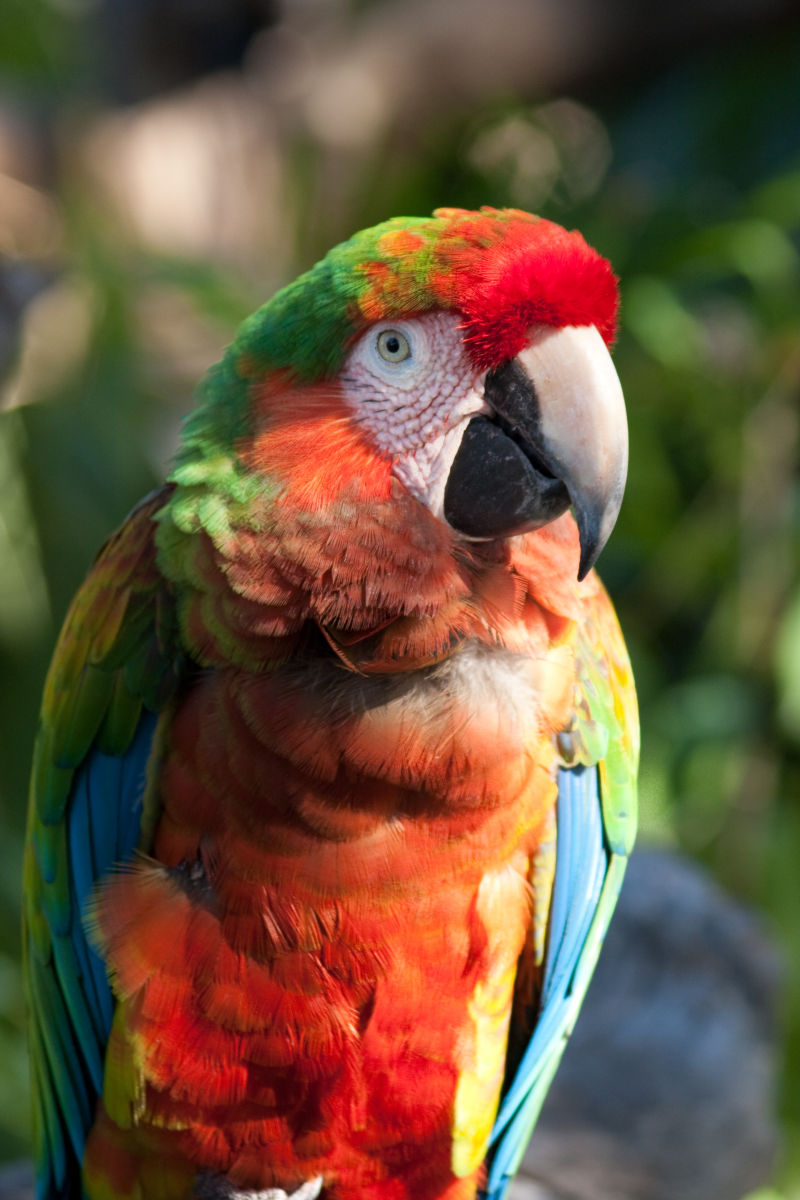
[482, 765, 611, 1200]
[34, 707, 159, 1200]
[67, 767, 108, 1044]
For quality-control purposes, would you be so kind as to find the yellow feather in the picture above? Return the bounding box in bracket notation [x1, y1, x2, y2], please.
[451, 864, 529, 1178]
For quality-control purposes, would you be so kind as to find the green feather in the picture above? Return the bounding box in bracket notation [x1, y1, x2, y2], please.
[95, 675, 142, 758]
[50, 666, 116, 770]
[31, 735, 73, 826]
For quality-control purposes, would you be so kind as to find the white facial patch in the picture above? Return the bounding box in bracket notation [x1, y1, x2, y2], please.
[340, 311, 488, 519]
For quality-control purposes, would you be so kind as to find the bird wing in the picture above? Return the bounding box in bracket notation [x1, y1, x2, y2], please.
[483, 583, 639, 1200]
[23, 487, 184, 1200]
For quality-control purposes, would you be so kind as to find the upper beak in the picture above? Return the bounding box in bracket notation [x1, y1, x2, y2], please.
[442, 324, 628, 579]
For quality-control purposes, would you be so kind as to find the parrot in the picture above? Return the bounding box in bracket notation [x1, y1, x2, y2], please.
[23, 206, 638, 1200]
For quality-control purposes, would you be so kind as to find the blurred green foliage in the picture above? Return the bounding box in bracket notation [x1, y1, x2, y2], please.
[0, 2, 799, 1193]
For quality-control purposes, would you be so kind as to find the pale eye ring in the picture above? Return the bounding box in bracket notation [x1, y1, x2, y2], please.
[376, 328, 411, 363]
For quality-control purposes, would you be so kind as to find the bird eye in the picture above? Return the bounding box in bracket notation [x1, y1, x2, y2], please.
[376, 329, 411, 363]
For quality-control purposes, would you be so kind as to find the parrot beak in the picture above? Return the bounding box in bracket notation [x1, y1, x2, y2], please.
[443, 324, 628, 579]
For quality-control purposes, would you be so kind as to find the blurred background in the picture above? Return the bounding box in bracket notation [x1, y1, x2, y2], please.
[0, 0, 799, 1196]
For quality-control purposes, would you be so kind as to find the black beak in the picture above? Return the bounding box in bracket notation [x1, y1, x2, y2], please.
[443, 324, 628, 579]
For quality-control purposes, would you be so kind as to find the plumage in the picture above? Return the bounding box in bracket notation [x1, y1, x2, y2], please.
[24, 206, 638, 1200]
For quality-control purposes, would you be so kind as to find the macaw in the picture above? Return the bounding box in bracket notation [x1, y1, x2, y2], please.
[23, 206, 638, 1200]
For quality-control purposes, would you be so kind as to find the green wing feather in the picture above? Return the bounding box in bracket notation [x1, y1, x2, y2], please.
[23, 485, 184, 1199]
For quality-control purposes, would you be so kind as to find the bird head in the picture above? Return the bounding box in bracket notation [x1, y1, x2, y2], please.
[158, 208, 627, 666]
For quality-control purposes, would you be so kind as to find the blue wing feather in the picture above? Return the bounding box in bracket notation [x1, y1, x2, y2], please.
[68, 768, 111, 1044]
[482, 764, 624, 1200]
[33, 707, 159, 1200]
